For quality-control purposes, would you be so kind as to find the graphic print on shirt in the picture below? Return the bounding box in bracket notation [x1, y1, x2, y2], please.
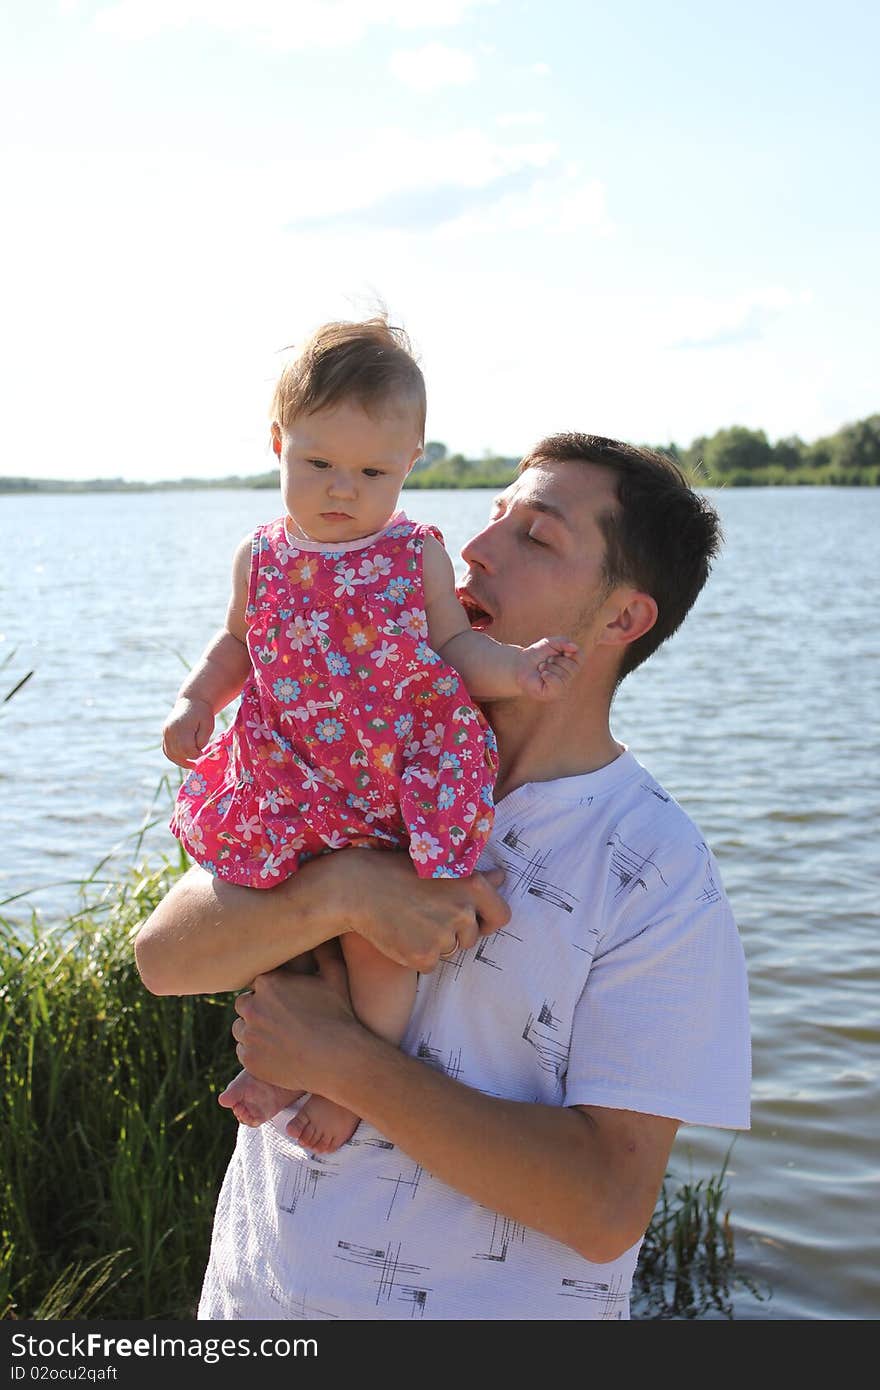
[472, 922, 524, 972]
[641, 780, 671, 803]
[283, 1290, 340, 1320]
[334, 1240, 432, 1316]
[696, 841, 723, 905]
[498, 823, 581, 913]
[522, 1000, 568, 1083]
[279, 1153, 338, 1216]
[347, 1131, 395, 1151]
[474, 1210, 529, 1263]
[606, 829, 669, 898]
[376, 1160, 426, 1221]
[415, 1036, 465, 1082]
[435, 947, 468, 978]
[560, 1270, 629, 1318]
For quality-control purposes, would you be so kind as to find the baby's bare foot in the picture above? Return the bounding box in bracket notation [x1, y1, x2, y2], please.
[218, 1068, 303, 1128]
[285, 1095, 361, 1153]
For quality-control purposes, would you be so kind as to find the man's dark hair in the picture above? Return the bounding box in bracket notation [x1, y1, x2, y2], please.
[519, 434, 722, 682]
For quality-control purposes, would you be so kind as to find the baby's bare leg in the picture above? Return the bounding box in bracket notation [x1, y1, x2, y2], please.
[285, 934, 418, 1154]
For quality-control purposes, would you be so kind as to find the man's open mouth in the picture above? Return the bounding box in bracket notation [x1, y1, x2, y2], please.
[457, 588, 493, 630]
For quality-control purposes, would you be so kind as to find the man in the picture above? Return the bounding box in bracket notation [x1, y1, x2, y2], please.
[135, 434, 750, 1320]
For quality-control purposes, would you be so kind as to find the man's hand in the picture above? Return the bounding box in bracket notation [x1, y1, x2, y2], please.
[162, 696, 215, 767]
[232, 959, 358, 1097]
[515, 636, 581, 701]
[336, 850, 510, 970]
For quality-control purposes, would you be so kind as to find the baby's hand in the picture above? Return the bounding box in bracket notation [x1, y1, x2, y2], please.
[515, 637, 581, 701]
[162, 696, 215, 767]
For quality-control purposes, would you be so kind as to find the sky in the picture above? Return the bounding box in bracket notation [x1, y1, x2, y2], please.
[1, 0, 878, 481]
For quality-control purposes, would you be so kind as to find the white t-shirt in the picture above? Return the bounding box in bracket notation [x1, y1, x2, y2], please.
[198, 750, 751, 1321]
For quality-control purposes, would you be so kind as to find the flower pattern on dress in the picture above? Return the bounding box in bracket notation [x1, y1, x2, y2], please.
[170, 513, 497, 886]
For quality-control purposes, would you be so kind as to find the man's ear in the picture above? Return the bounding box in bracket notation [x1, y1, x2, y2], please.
[600, 591, 658, 650]
[271, 422, 282, 459]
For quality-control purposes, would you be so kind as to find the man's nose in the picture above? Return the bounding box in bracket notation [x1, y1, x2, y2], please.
[460, 524, 496, 573]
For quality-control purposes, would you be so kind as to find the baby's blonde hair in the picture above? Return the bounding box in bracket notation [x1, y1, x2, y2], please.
[270, 316, 426, 441]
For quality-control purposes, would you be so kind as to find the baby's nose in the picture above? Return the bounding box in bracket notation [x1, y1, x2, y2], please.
[329, 474, 357, 498]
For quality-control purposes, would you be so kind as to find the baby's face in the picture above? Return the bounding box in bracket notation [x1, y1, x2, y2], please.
[274, 399, 422, 544]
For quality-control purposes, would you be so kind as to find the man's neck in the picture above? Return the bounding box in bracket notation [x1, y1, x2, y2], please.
[486, 690, 624, 803]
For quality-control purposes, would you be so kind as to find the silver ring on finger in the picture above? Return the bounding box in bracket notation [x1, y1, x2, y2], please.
[440, 934, 461, 960]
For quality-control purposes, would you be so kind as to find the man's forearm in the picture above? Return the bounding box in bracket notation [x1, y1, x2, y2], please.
[135, 863, 338, 995]
[294, 1021, 676, 1264]
[135, 853, 510, 997]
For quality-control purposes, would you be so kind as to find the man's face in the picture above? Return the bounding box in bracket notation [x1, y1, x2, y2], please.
[456, 460, 619, 649]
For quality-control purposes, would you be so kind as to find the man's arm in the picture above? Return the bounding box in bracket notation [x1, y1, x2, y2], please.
[134, 850, 510, 996]
[231, 964, 679, 1263]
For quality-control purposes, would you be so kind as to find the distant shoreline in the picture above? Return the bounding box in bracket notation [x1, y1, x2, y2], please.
[3, 413, 878, 493]
[0, 474, 282, 495]
[1, 472, 877, 494]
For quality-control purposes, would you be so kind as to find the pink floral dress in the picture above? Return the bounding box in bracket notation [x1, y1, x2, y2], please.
[170, 512, 498, 886]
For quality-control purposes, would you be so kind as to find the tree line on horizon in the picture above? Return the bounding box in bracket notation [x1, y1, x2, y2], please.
[406, 412, 880, 490]
[1, 413, 877, 493]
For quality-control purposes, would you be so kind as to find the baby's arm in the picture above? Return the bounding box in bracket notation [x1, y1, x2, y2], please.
[162, 534, 253, 766]
[421, 535, 579, 701]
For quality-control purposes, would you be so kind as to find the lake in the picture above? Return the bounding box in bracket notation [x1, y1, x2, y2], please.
[1, 484, 877, 1320]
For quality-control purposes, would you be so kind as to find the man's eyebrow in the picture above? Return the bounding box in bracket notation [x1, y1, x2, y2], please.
[529, 499, 572, 527]
[491, 495, 570, 527]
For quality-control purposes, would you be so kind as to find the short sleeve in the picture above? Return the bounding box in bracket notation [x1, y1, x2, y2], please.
[563, 842, 751, 1129]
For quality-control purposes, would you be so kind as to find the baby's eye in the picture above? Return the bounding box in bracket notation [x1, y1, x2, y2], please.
[363, 469, 384, 478]
[309, 459, 330, 470]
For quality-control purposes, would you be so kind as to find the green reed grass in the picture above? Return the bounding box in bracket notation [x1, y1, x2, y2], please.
[1, 851, 767, 1320]
[0, 856, 238, 1320]
[632, 1150, 769, 1318]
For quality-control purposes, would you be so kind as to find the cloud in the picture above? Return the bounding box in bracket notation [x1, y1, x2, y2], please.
[285, 167, 613, 240]
[432, 172, 613, 240]
[389, 43, 476, 90]
[290, 167, 540, 232]
[94, 0, 494, 47]
[672, 307, 766, 351]
[670, 288, 813, 350]
[281, 127, 558, 229]
[495, 111, 547, 128]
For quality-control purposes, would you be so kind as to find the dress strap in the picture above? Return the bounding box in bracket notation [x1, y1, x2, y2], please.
[408, 519, 445, 549]
[245, 521, 272, 619]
